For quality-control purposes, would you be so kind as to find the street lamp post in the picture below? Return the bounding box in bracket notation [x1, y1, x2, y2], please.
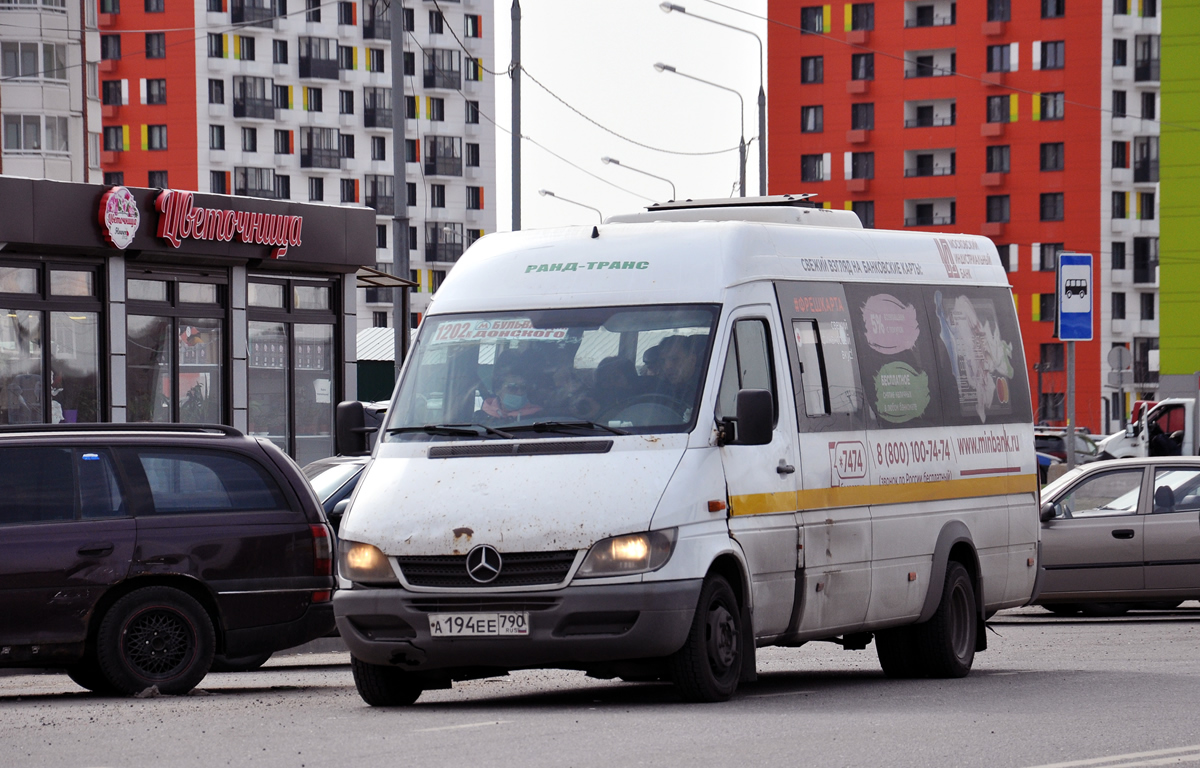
[660, 2, 765, 196]
[600, 156, 676, 200]
[538, 189, 603, 223]
[654, 62, 745, 197]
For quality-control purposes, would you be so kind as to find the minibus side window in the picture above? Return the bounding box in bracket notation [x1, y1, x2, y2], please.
[793, 320, 830, 417]
[716, 319, 777, 423]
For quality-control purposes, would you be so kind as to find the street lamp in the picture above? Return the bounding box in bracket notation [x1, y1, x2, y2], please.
[654, 62, 746, 197]
[538, 189, 603, 223]
[601, 156, 677, 200]
[660, 2, 766, 197]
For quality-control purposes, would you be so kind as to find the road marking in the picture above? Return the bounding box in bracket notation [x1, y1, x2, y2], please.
[1027, 745, 1200, 768]
[414, 720, 510, 733]
[743, 690, 815, 699]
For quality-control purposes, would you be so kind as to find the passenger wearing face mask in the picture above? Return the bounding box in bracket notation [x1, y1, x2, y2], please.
[478, 369, 543, 423]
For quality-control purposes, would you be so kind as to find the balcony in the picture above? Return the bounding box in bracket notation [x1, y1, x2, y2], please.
[426, 241, 463, 263]
[1134, 159, 1159, 183]
[364, 107, 393, 128]
[299, 57, 338, 79]
[364, 287, 392, 303]
[1135, 59, 1160, 81]
[1133, 264, 1157, 284]
[233, 97, 275, 119]
[425, 156, 462, 176]
[424, 69, 461, 89]
[300, 148, 339, 168]
[905, 215, 955, 226]
[1133, 361, 1159, 385]
[905, 15, 954, 27]
[905, 116, 955, 128]
[235, 185, 275, 199]
[905, 64, 954, 78]
[363, 18, 391, 39]
[231, 0, 273, 26]
[366, 194, 395, 216]
[904, 166, 954, 177]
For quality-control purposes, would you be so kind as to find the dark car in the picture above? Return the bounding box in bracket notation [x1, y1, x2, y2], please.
[0, 424, 335, 695]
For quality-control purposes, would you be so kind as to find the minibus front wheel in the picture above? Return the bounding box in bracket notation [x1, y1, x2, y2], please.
[668, 575, 742, 702]
[351, 655, 423, 706]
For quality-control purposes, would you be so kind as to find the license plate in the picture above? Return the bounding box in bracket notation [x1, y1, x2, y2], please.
[428, 612, 529, 637]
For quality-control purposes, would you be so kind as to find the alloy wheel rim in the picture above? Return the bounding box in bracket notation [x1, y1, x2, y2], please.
[123, 608, 193, 678]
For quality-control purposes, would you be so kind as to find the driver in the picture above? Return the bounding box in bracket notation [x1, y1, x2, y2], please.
[478, 369, 543, 423]
[654, 334, 703, 404]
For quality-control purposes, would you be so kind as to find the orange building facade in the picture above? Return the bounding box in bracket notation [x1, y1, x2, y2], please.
[769, 1, 1164, 433]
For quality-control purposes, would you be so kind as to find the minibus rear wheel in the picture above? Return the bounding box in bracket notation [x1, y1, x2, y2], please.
[669, 575, 742, 702]
[914, 562, 976, 678]
[351, 655, 423, 706]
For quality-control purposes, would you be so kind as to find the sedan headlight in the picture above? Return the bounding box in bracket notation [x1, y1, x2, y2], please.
[576, 529, 677, 577]
[338, 540, 398, 584]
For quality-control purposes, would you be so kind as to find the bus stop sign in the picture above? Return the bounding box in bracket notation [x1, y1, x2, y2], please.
[1057, 252, 1093, 342]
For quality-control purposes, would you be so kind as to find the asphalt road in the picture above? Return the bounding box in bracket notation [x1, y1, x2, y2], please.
[4, 606, 1200, 768]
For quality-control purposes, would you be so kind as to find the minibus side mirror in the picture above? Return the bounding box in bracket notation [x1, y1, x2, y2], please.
[335, 401, 370, 456]
[735, 389, 773, 446]
[1040, 503, 1058, 523]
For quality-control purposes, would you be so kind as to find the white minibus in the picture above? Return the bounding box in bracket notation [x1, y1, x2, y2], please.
[333, 196, 1039, 705]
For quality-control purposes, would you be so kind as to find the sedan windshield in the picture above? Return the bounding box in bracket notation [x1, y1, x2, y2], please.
[385, 305, 720, 439]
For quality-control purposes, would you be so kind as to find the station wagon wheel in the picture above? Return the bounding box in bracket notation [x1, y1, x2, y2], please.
[66, 654, 118, 695]
[668, 575, 742, 702]
[351, 656, 423, 706]
[915, 562, 977, 678]
[96, 586, 215, 696]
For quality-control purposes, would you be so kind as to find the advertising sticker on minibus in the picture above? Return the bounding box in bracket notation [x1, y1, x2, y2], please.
[428, 318, 569, 344]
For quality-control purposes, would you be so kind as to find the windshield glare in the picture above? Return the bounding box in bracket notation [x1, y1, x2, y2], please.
[386, 305, 720, 439]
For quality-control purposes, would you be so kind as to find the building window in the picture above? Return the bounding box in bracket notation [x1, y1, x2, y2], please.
[402, 7, 414, 31]
[339, 133, 354, 159]
[800, 105, 823, 133]
[987, 0, 1010, 21]
[409, 226, 417, 251]
[465, 57, 483, 82]
[105, 172, 125, 186]
[364, 175, 394, 213]
[850, 152, 874, 179]
[273, 39, 288, 64]
[466, 100, 480, 124]
[241, 126, 257, 152]
[429, 9, 445, 33]
[851, 200, 875, 228]
[337, 45, 354, 70]
[1112, 141, 1128, 168]
[986, 145, 1010, 173]
[145, 0, 164, 9]
[1142, 92, 1156, 120]
[207, 33, 223, 58]
[1113, 38, 1127, 66]
[404, 51, 415, 76]
[309, 177, 323, 201]
[987, 45, 1011, 72]
[1042, 41, 1065, 69]
[1042, 0, 1064, 18]
[1039, 294, 1057, 324]
[428, 97, 445, 121]
[1040, 242, 1064, 271]
[372, 311, 388, 328]
[406, 181, 417, 206]
[147, 124, 167, 150]
[850, 102, 874, 130]
[338, 89, 353, 115]
[467, 186, 483, 210]
[465, 14, 483, 37]
[338, 1, 353, 25]
[1040, 193, 1064, 221]
[146, 78, 166, 104]
[851, 53, 874, 80]
[1113, 90, 1127, 118]
[430, 184, 446, 208]
[210, 170, 227, 194]
[1139, 192, 1155, 220]
[375, 225, 387, 249]
[800, 154, 824, 182]
[466, 142, 480, 167]
[405, 95, 417, 119]
[1133, 237, 1158, 282]
[987, 95, 1010, 123]
[209, 124, 225, 150]
[102, 125, 123, 151]
[800, 56, 823, 84]
[273, 129, 291, 154]
[340, 178, 357, 203]
[202, 79, 222, 106]
[1141, 0, 1157, 16]
[851, 3, 874, 30]
[1041, 92, 1065, 120]
[986, 195, 1010, 223]
[275, 175, 290, 199]
[1041, 343, 1065, 371]
[145, 32, 166, 59]
[101, 80, 122, 106]
[1113, 191, 1128, 219]
[100, 35, 121, 60]
[305, 0, 319, 22]
[405, 138, 417, 162]
[996, 244, 1012, 271]
[1141, 293, 1155, 320]
[800, 6, 824, 32]
[1115, 0, 1129, 13]
[1040, 393, 1065, 421]
[1134, 136, 1159, 182]
[1, 42, 65, 80]
[1040, 142, 1064, 171]
[148, 170, 168, 187]
[371, 136, 386, 161]
[305, 87, 323, 112]
[1113, 241, 1127, 270]
[273, 84, 289, 109]
[367, 48, 384, 73]
[1112, 292, 1126, 320]
[237, 35, 255, 61]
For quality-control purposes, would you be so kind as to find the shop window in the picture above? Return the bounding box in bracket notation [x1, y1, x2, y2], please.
[0, 262, 102, 425]
[126, 274, 226, 425]
[248, 277, 338, 464]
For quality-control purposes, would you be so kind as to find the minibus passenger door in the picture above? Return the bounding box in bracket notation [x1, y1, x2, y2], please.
[718, 314, 800, 639]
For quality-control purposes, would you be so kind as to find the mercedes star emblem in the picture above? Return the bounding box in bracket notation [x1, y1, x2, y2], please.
[465, 544, 502, 584]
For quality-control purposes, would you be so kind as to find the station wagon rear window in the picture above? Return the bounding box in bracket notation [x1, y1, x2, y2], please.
[136, 450, 286, 513]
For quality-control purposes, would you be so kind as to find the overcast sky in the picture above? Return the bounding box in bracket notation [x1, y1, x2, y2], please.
[488, 0, 769, 231]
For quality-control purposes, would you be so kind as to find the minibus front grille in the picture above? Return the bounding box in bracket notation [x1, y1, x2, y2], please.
[406, 597, 561, 612]
[428, 440, 613, 459]
[397, 551, 579, 588]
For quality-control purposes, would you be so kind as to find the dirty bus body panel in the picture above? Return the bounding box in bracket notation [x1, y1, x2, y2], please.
[333, 199, 1038, 705]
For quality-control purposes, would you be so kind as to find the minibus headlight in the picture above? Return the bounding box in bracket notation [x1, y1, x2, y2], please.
[338, 540, 399, 584]
[577, 529, 677, 577]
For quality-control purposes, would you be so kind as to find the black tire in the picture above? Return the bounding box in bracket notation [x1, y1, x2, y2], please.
[96, 587, 215, 696]
[351, 656, 423, 706]
[875, 626, 924, 679]
[1078, 603, 1133, 617]
[209, 652, 273, 673]
[66, 654, 117, 694]
[913, 562, 977, 678]
[668, 575, 743, 702]
[1043, 604, 1083, 616]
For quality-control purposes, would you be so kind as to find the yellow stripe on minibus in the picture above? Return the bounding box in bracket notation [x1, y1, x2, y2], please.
[729, 474, 1038, 516]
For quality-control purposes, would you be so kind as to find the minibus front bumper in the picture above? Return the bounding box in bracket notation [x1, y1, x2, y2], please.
[334, 579, 703, 671]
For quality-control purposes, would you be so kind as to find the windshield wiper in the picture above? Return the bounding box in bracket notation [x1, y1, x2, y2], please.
[507, 420, 630, 436]
[386, 423, 514, 439]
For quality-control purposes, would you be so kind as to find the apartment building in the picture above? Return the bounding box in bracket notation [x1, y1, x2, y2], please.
[1, 0, 103, 182]
[769, 0, 1161, 432]
[92, 0, 495, 332]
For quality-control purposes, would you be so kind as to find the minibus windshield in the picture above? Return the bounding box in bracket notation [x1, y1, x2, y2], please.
[385, 305, 720, 439]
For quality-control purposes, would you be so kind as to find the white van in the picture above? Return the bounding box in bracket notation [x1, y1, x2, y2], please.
[333, 197, 1040, 705]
